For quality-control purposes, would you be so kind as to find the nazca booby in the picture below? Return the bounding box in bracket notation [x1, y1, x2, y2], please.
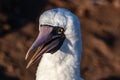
[25, 8, 84, 80]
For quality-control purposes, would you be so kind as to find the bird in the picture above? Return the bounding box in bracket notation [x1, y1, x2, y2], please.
[25, 8, 84, 80]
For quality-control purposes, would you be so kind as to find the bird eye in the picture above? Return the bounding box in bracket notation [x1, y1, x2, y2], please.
[57, 27, 64, 34]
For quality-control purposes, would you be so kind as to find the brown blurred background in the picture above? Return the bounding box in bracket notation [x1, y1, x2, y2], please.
[0, 0, 120, 80]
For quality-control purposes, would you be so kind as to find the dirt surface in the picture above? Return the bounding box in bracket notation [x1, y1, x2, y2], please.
[0, 0, 120, 80]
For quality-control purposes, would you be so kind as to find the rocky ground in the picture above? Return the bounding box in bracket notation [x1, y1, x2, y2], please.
[0, 0, 120, 80]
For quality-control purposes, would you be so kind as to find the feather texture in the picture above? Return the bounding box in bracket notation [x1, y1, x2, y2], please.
[36, 8, 83, 80]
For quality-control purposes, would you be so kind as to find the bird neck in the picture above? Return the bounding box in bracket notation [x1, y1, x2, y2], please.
[36, 36, 82, 80]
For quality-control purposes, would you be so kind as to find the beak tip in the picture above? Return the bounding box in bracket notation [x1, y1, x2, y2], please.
[26, 59, 33, 69]
[26, 65, 29, 69]
[25, 55, 28, 60]
[26, 63, 30, 69]
[25, 49, 31, 60]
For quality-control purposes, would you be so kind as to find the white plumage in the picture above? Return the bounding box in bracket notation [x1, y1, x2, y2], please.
[26, 8, 83, 80]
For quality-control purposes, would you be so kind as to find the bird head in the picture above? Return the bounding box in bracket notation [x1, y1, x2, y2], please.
[25, 8, 81, 68]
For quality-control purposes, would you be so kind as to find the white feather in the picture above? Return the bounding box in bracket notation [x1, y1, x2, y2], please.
[37, 8, 83, 80]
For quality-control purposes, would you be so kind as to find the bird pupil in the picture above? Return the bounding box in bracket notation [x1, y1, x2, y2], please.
[58, 28, 64, 34]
